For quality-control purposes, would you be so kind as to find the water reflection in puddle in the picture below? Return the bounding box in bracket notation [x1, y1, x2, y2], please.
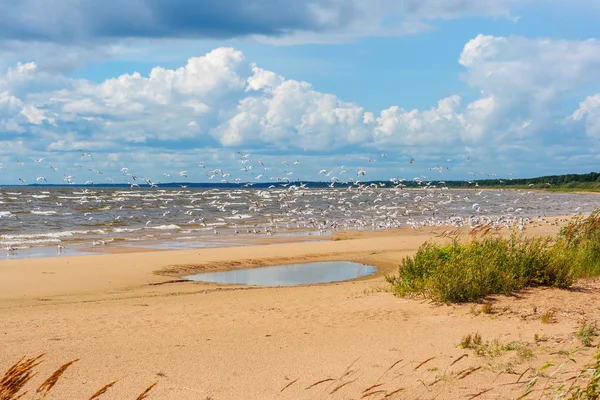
[184, 261, 376, 286]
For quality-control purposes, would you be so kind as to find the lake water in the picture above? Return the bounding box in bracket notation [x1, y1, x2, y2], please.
[184, 261, 376, 286]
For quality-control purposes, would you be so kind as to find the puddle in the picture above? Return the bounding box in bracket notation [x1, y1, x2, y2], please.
[184, 261, 376, 286]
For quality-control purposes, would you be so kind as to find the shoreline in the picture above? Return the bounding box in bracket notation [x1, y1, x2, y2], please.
[0, 215, 574, 302]
[0, 226, 440, 302]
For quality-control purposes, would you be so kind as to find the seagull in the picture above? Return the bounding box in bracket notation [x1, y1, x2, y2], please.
[36, 176, 47, 183]
[35, 158, 45, 163]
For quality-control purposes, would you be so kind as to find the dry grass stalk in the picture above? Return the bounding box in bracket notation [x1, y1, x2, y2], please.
[134, 382, 158, 400]
[329, 379, 356, 394]
[2, 355, 158, 400]
[515, 367, 530, 384]
[88, 379, 119, 400]
[383, 387, 405, 398]
[450, 354, 468, 367]
[429, 377, 443, 387]
[304, 378, 334, 390]
[457, 366, 482, 380]
[467, 387, 492, 399]
[0, 354, 45, 400]
[382, 359, 403, 375]
[279, 378, 298, 393]
[361, 389, 387, 398]
[34, 359, 79, 399]
[362, 383, 384, 393]
[414, 357, 436, 370]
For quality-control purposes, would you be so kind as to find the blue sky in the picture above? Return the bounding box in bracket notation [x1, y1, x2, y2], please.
[0, 0, 600, 185]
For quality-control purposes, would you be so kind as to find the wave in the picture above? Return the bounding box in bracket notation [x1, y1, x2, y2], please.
[147, 224, 182, 230]
[31, 210, 58, 215]
[225, 214, 253, 219]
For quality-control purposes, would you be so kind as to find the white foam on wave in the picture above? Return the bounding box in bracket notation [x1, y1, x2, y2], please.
[147, 224, 182, 230]
[0, 228, 109, 247]
[113, 227, 140, 233]
[225, 214, 253, 220]
[31, 210, 57, 215]
[0, 231, 90, 240]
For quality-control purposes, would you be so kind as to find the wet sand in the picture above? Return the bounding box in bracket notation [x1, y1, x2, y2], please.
[1, 221, 599, 399]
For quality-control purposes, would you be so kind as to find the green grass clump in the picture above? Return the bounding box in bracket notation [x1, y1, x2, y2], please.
[387, 210, 600, 303]
[460, 333, 482, 349]
[540, 310, 557, 324]
[556, 210, 600, 279]
[576, 322, 598, 347]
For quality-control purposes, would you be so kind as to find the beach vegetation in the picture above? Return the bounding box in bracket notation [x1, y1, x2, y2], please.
[541, 310, 557, 324]
[386, 210, 600, 303]
[0, 354, 157, 400]
[575, 322, 598, 347]
[460, 333, 534, 359]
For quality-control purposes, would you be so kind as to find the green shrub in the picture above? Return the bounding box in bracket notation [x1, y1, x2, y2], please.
[387, 210, 600, 303]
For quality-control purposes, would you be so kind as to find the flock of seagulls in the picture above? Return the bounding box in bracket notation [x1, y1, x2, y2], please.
[0, 150, 593, 258]
[1, 150, 481, 188]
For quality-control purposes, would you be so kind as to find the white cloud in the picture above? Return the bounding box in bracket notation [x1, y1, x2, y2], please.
[460, 35, 600, 101]
[572, 94, 600, 139]
[20, 104, 54, 125]
[373, 96, 463, 145]
[214, 71, 372, 149]
[1, 33, 600, 182]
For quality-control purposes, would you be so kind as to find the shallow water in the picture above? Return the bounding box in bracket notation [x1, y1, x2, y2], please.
[2, 186, 600, 258]
[184, 261, 376, 286]
[3, 246, 97, 260]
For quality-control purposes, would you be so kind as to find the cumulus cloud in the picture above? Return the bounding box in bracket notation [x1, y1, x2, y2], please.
[572, 94, 600, 139]
[214, 67, 372, 149]
[460, 34, 600, 101]
[1, 33, 600, 181]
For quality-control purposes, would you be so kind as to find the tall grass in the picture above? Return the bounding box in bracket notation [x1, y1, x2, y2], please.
[0, 354, 157, 400]
[387, 210, 600, 303]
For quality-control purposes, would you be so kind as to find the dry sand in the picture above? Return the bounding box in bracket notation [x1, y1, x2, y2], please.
[1, 222, 599, 399]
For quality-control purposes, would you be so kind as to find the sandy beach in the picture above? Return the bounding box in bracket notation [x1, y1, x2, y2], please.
[1, 222, 599, 399]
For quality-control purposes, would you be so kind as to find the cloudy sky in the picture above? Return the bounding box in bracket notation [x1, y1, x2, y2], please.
[1, 0, 599, 185]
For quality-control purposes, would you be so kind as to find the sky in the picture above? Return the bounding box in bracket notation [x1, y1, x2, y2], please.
[1, 0, 600, 185]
